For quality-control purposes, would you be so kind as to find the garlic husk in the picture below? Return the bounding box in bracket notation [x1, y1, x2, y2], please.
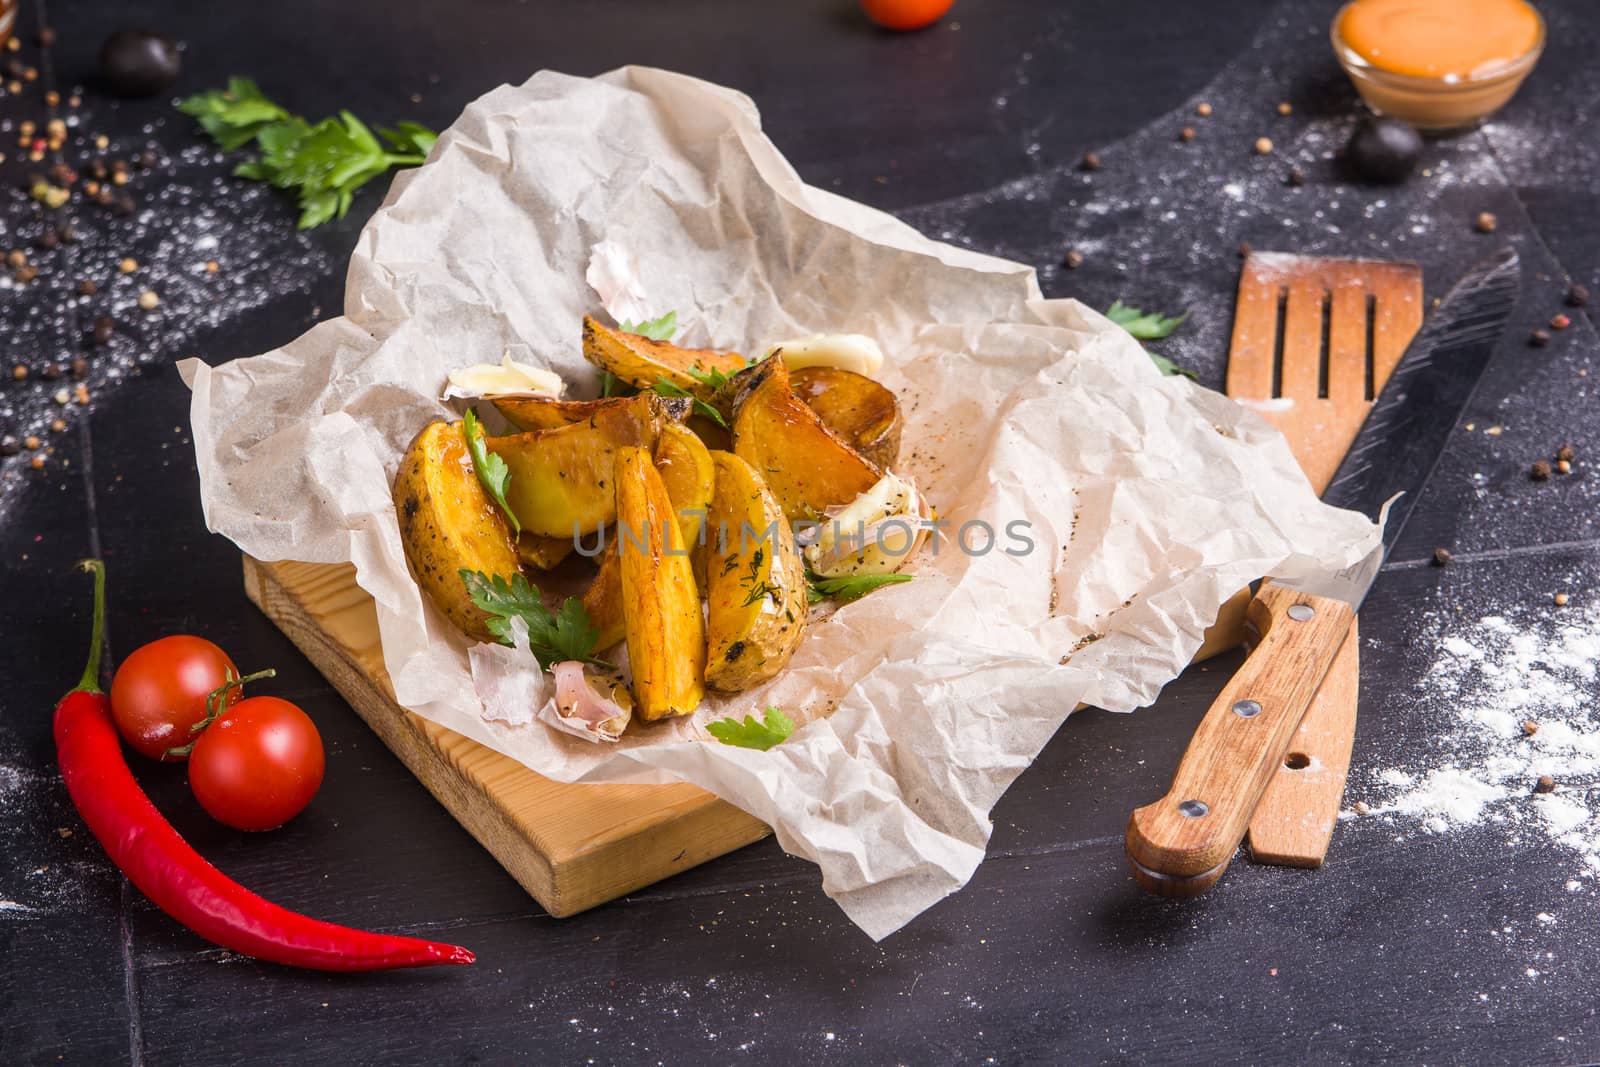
[443, 352, 565, 401]
[765, 334, 885, 377]
[544, 661, 633, 743]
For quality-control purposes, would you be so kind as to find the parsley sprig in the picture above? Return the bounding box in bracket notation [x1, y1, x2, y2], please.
[460, 570, 606, 669]
[706, 707, 796, 751]
[1104, 299, 1196, 379]
[462, 408, 520, 536]
[179, 78, 437, 229]
[806, 571, 914, 605]
[653, 377, 729, 428]
[620, 311, 678, 341]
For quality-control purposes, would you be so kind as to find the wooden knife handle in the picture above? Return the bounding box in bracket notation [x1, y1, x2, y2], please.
[1125, 583, 1355, 897]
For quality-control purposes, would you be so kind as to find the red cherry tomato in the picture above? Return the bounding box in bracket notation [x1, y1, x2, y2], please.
[188, 696, 325, 832]
[110, 636, 240, 761]
[861, 0, 954, 31]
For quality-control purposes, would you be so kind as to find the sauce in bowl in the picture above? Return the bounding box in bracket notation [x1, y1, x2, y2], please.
[1332, 0, 1544, 128]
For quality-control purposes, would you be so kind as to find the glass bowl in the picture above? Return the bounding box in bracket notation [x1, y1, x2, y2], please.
[1331, 1, 1544, 130]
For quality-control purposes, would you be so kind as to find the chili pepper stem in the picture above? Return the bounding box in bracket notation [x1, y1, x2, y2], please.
[72, 560, 107, 695]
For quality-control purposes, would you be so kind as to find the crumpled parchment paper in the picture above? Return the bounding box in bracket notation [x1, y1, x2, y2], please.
[181, 66, 1379, 940]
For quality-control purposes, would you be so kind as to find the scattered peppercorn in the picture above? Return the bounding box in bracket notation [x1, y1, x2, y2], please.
[10, 365, 26, 381]
[1531, 459, 1552, 481]
[1523, 720, 1539, 737]
[1253, 137, 1274, 155]
[35, 230, 59, 251]
[52, 388, 70, 406]
[118, 257, 138, 274]
[5, 249, 25, 270]
[1179, 126, 1195, 143]
[13, 265, 38, 284]
[49, 418, 66, 433]
[73, 384, 90, 406]
[137, 290, 160, 310]
[1535, 775, 1556, 794]
[1550, 313, 1571, 330]
[1554, 592, 1570, 607]
[1566, 283, 1589, 308]
[1557, 458, 1572, 475]
[137, 150, 158, 169]
[0, 436, 18, 457]
[41, 363, 62, 381]
[1286, 166, 1306, 187]
[204, 260, 220, 274]
[1474, 211, 1497, 233]
[1062, 250, 1084, 270]
[1557, 443, 1575, 463]
[1237, 241, 1252, 258]
[92, 316, 114, 346]
[1432, 547, 1453, 567]
[78, 278, 98, 296]
[1276, 101, 1293, 116]
[38, 27, 57, 46]
[24, 435, 40, 450]
[29, 455, 45, 471]
[1196, 102, 1213, 117]
[1529, 328, 1550, 347]
[70, 357, 88, 379]
[1080, 151, 1100, 172]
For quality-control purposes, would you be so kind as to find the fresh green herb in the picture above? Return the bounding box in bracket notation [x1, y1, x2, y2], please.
[706, 707, 796, 751]
[619, 311, 678, 341]
[598, 370, 637, 399]
[806, 571, 914, 605]
[461, 408, 520, 537]
[459, 570, 606, 669]
[1104, 300, 1196, 379]
[179, 78, 437, 229]
[653, 377, 729, 429]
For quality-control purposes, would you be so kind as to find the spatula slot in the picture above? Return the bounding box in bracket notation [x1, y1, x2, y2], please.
[1364, 292, 1378, 402]
[1271, 286, 1289, 398]
[1317, 290, 1332, 400]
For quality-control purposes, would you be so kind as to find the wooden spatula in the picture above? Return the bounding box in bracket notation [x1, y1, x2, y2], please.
[1224, 252, 1422, 867]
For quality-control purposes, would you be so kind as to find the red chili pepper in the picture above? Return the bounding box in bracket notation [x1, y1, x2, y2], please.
[54, 561, 475, 972]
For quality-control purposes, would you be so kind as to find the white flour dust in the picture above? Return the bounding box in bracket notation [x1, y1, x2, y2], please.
[1350, 597, 1600, 877]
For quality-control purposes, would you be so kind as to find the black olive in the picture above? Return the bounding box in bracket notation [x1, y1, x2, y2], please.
[1344, 117, 1423, 184]
[97, 28, 182, 97]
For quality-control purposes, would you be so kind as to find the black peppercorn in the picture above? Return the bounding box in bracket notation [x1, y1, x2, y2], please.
[92, 316, 115, 346]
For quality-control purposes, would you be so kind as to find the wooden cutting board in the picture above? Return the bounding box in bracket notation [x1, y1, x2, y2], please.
[245, 554, 1255, 917]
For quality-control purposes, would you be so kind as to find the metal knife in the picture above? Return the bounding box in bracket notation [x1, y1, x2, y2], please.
[1124, 248, 1520, 897]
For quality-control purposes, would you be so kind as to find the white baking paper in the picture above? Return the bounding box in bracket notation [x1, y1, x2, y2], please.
[181, 67, 1380, 940]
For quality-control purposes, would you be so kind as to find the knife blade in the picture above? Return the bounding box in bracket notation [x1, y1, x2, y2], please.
[1125, 248, 1520, 896]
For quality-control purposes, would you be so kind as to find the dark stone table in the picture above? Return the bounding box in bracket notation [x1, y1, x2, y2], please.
[4, 1, 1598, 1063]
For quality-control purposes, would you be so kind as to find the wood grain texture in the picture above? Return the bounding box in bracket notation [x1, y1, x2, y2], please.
[242, 556, 769, 918]
[1226, 252, 1422, 868]
[1125, 583, 1355, 895]
[1245, 620, 1360, 868]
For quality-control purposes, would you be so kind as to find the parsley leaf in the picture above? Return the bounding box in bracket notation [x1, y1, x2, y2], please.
[461, 408, 521, 537]
[1104, 300, 1197, 379]
[806, 571, 914, 605]
[598, 370, 637, 399]
[653, 377, 729, 429]
[619, 311, 678, 341]
[459, 570, 605, 669]
[179, 80, 436, 229]
[706, 707, 796, 751]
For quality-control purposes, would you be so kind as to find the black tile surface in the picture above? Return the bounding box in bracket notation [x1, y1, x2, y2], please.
[3, 0, 1599, 1063]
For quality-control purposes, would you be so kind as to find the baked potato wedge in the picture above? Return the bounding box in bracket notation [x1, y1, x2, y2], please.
[489, 394, 670, 538]
[653, 421, 715, 588]
[582, 423, 715, 650]
[704, 452, 810, 692]
[583, 315, 746, 401]
[730, 357, 882, 521]
[615, 446, 705, 721]
[789, 365, 902, 471]
[493, 394, 684, 433]
[581, 541, 627, 652]
[516, 532, 574, 571]
[393, 421, 522, 642]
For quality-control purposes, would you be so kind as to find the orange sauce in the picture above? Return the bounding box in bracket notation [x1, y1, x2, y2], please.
[1338, 0, 1541, 79]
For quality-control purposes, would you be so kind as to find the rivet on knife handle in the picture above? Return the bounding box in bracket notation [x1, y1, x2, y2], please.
[1124, 583, 1355, 897]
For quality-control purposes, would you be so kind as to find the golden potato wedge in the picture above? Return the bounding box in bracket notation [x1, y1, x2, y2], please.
[489, 394, 669, 538]
[789, 365, 902, 470]
[583, 315, 746, 401]
[704, 452, 810, 692]
[654, 422, 715, 588]
[494, 393, 692, 432]
[393, 421, 521, 642]
[730, 357, 882, 521]
[581, 541, 627, 652]
[615, 446, 705, 721]
[516, 532, 573, 571]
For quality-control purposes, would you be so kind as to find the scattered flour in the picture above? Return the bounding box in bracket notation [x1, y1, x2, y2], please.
[1351, 598, 1600, 875]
